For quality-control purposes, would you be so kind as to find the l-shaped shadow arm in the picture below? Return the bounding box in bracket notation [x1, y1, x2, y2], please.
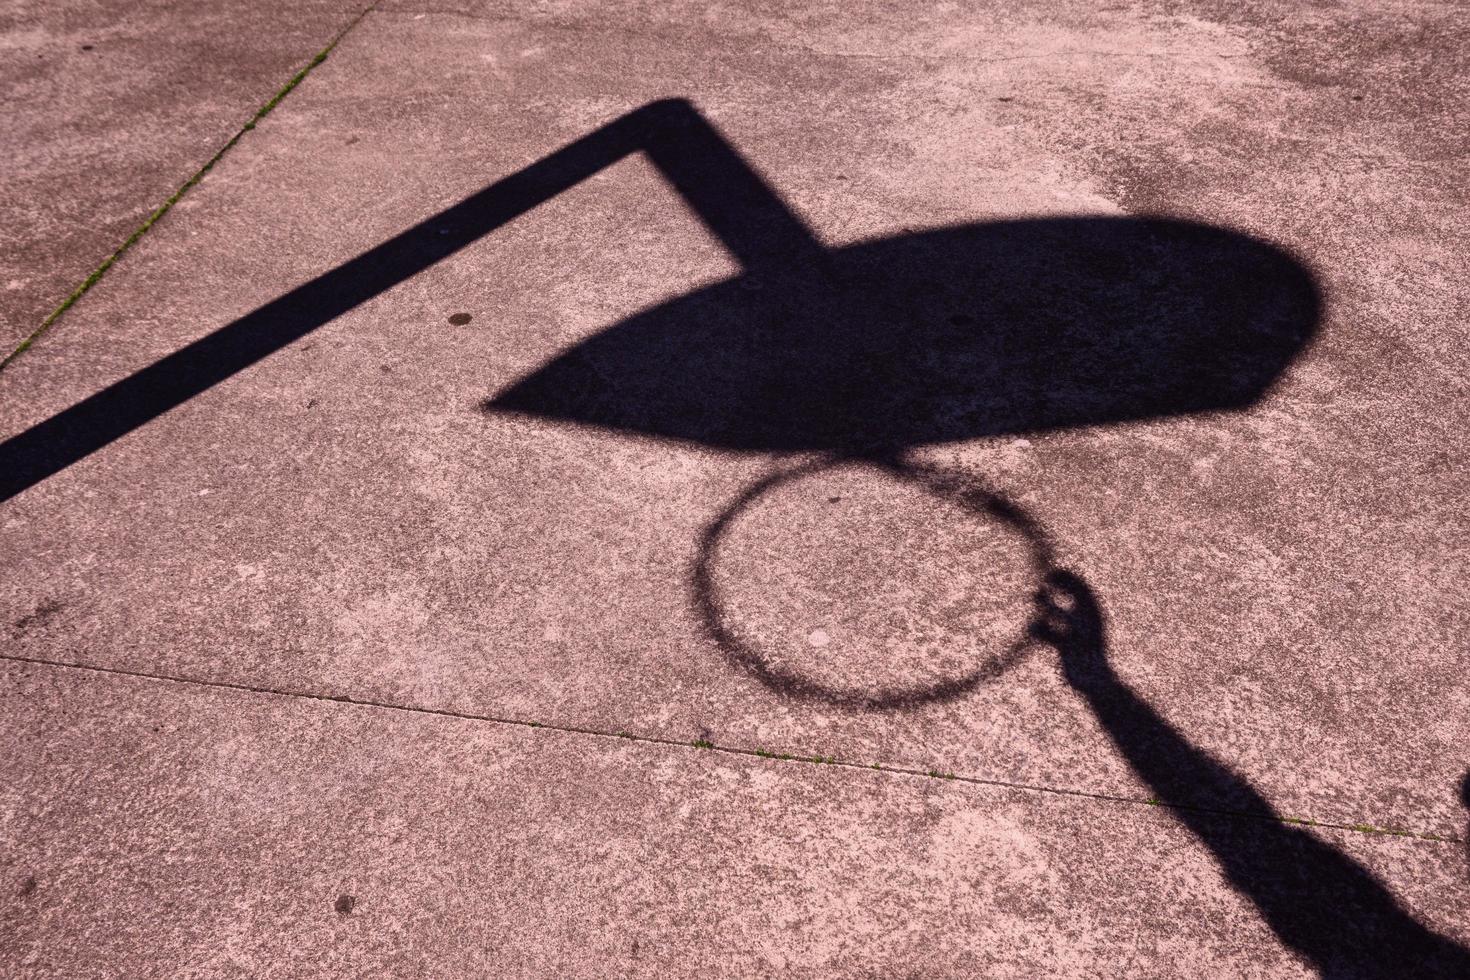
[0, 99, 821, 502]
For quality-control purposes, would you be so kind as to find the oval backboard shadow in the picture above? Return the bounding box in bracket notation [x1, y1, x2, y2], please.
[486, 216, 1319, 453]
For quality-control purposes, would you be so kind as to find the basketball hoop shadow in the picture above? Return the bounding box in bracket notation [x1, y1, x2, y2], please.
[0, 98, 1319, 708]
[479, 99, 1320, 709]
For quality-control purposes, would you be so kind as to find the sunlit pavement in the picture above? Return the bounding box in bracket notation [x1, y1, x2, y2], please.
[3, 2, 1468, 975]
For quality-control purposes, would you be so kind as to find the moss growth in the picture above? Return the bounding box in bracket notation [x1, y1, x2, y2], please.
[1, 12, 370, 370]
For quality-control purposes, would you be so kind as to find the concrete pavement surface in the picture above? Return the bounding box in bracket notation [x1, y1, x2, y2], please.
[0, 0, 369, 350]
[3, 0, 1468, 976]
[4, 659, 1468, 977]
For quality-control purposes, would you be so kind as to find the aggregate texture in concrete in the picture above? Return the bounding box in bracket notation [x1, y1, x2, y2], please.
[3, 660, 1469, 977]
[0, 0, 370, 351]
[2, 0, 1468, 975]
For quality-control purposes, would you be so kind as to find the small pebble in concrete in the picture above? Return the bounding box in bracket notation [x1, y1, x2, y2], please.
[335, 894, 356, 915]
[808, 629, 831, 647]
[448, 312, 473, 326]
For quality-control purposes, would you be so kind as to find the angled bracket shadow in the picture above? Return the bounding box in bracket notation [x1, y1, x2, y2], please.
[0, 98, 817, 502]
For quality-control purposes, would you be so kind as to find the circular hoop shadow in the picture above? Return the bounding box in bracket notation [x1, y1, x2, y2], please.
[692, 454, 1059, 710]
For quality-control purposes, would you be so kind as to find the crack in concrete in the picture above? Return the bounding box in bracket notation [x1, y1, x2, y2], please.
[0, 3, 380, 372]
[1, 650, 1459, 845]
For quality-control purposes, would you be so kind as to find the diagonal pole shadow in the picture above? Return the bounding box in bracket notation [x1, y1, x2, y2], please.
[0, 98, 819, 504]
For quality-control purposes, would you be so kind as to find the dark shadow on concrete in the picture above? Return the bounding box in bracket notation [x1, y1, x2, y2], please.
[0, 98, 819, 503]
[1462, 771, 1470, 877]
[3, 96, 1456, 969]
[692, 454, 1059, 710]
[1032, 570, 1470, 978]
[0, 98, 1317, 500]
[488, 217, 1318, 454]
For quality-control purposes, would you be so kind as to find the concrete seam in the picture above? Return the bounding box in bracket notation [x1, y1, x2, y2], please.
[0, 3, 380, 372]
[1, 650, 1459, 845]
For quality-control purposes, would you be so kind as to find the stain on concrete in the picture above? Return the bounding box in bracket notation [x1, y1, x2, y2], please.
[11, 598, 63, 637]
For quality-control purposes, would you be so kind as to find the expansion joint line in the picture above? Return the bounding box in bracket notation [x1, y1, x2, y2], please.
[0, 3, 380, 371]
[1, 651, 1459, 846]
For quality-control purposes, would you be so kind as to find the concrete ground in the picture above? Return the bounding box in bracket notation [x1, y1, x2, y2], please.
[0, 0, 370, 352]
[2, 1, 1468, 976]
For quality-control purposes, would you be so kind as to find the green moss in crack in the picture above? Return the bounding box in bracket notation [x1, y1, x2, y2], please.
[1, 12, 368, 370]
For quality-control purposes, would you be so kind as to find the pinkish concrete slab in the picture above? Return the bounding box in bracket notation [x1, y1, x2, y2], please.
[1, 0, 1467, 917]
[3, 659, 1468, 977]
[0, 0, 368, 350]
